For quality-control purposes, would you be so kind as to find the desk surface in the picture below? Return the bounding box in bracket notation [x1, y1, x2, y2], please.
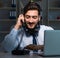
[0, 52, 60, 58]
[0, 52, 42, 58]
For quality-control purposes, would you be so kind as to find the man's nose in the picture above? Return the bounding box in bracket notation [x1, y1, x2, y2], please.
[29, 17, 33, 22]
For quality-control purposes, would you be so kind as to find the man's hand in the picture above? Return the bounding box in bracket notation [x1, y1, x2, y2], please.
[14, 14, 24, 30]
[24, 44, 44, 51]
[24, 44, 37, 50]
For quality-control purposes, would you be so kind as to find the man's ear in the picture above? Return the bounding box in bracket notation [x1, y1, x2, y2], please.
[39, 16, 41, 21]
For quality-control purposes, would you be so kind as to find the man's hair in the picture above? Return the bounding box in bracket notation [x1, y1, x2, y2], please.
[23, 2, 42, 15]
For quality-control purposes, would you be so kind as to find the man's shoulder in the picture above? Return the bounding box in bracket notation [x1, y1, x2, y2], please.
[40, 25, 52, 28]
[40, 25, 54, 30]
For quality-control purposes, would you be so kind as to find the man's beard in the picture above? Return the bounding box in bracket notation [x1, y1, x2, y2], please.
[23, 21, 40, 36]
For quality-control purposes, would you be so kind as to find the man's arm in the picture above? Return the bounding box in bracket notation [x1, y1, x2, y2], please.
[2, 28, 19, 52]
[2, 14, 24, 52]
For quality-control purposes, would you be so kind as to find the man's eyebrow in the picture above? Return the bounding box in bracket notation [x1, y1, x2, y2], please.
[25, 15, 38, 16]
[25, 15, 30, 16]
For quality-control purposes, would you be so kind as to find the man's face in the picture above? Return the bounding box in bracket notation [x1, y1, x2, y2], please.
[24, 10, 40, 29]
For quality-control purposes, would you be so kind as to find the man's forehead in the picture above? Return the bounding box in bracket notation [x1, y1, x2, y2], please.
[25, 10, 38, 14]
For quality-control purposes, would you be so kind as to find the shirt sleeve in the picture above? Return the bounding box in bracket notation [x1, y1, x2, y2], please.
[2, 28, 20, 52]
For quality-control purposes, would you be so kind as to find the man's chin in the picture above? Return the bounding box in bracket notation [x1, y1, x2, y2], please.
[26, 24, 36, 29]
[27, 26, 35, 29]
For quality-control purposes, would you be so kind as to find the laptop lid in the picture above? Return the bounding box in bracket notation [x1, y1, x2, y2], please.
[43, 30, 60, 56]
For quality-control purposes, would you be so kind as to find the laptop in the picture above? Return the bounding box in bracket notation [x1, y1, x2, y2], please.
[39, 30, 60, 57]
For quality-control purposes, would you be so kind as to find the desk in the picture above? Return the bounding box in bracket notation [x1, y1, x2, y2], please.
[0, 52, 60, 58]
[0, 52, 42, 58]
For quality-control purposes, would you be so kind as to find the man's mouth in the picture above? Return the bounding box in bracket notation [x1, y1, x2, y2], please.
[28, 23, 34, 26]
[29, 24, 34, 26]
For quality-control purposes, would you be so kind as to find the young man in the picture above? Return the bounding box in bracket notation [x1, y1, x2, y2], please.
[2, 2, 54, 53]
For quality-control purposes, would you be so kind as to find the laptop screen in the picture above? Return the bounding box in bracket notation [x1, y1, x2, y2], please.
[44, 30, 60, 56]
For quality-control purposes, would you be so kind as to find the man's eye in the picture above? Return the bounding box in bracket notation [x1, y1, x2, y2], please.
[25, 16, 30, 19]
[32, 16, 37, 19]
